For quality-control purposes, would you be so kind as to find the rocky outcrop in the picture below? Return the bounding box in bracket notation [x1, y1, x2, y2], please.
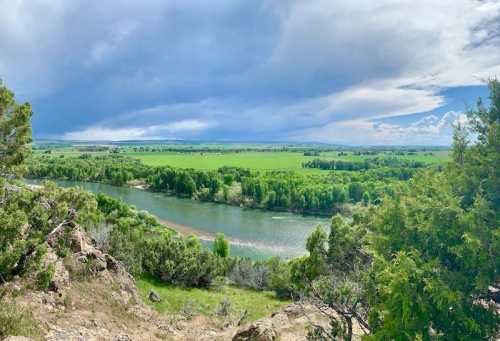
[232, 319, 277, 341]
[43, 222, 135, 298]
[231, 303, 363, 341]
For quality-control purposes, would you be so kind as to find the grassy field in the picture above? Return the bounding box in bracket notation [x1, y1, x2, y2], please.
[123, 150, 450, 171]
[33, 144, 451, 172]
[137, 274, 289, 322]
[124, 151, 317, 171]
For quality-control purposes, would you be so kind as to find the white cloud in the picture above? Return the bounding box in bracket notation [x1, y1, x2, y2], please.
[293, 111, 467, 145]
[63, 120, 215, 141]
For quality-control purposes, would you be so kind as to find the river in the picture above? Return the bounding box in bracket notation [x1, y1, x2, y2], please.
[27, 179, 330, 260]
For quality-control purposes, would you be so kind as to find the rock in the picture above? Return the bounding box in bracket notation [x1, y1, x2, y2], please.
[89, 252, 108, 272]
[51, 260, 70, 292]
[19, 223, 30, 238]
[76, 249, 107, 272]
[105, 254, 120, 272]
[233, 319, 278, 341]
[70, 228, 87, 253]
[488, 286, 500, 303]
[4, 184, 22, 193]
[149, 289, 161, 302]
[114, 335, 131, 341]
[282, 304, 303, 319]
[40, 249, 69, 292]
[40, 201, 51, 210]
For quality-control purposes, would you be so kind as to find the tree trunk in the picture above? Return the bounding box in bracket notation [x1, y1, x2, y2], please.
[345, 317, 353, 341]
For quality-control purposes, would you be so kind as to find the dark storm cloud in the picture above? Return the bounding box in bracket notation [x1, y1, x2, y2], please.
[1, 0, 499, 143]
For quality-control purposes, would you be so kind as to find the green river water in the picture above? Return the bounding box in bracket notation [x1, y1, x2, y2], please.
[27, 179, 330, 260]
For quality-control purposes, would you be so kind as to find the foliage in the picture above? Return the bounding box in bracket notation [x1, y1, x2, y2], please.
[213, 233, 230, 258]
[0, 82, 33, 177]
[94, 191, 225, 287]
[28, 151, 419, 214]
[0, 179, 99, 283]
[303, 157, 427, 172]
[291, 216, 370, 340]
[227, 256, 294, 298]
[137, 273, 290, 323]
[293, 80, 500, 340]
[36, 263, 55, 290]
[0, 299, 41, 339]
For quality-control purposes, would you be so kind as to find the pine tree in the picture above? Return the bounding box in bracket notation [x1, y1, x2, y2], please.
[0, 82, 32, 177]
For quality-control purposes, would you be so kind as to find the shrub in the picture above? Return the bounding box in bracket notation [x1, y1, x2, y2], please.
[213, 233, 230, 258]
[0, 299, 41, 339]
[36, 263, 55, 290]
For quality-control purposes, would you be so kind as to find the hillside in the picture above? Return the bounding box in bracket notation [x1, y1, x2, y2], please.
[0, 182, 348, 341]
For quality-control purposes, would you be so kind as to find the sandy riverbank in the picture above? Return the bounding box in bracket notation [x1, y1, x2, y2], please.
[157, 218, 278, 253]
[158, 218, 215, 241]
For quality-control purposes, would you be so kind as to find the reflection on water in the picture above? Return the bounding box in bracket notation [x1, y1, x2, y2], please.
[27, 179, 330, 260]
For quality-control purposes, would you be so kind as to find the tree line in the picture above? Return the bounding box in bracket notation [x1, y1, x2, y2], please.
[27, 153, 412, 214]
[303, 157, 427, 171]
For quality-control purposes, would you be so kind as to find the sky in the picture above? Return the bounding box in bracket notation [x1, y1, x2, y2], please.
[1, 0, 499, 145]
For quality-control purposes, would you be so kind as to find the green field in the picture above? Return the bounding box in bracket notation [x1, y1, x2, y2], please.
[33, 143, 451, 172]
[124, 151, 316, 171]
[123, 150, 450, 171]
[137, 274, 289, 322]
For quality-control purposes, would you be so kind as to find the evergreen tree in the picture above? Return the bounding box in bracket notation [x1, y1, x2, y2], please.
[452, 121, 468, 165]
[0, 82, 32, 177]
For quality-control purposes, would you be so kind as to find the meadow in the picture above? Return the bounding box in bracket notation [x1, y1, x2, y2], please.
[137, 274, 289, 322]
[33, 144, 450, 174]
[122, 150, 450, 171]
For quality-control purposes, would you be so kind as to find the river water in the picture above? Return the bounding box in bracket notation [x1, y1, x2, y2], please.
[27, 179, 330, 260]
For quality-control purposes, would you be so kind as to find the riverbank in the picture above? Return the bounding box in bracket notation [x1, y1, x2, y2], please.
[157, 217, 291, 254]
[131, 181, 337, 218]
[25, 178, 330, 259]
[158, 217, 215, 241]
[28, 175, 338, 217]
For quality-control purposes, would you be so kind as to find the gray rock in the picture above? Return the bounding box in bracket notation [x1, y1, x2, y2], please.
[233, 319, 278, 341]
[488, 285, 500, 303]
[149, 289, 161, 302]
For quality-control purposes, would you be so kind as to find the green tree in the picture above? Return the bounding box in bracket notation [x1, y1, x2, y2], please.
[452, 121, 468, 165]
[213, 233, 230, 258]
[0, 82, 32, 177]
[348, 182, 364, 203]
[291, 226, 327, 287]
[362, 191, 370, 206]
[296, 81, 500, 340]
[365, 81, 500, 339]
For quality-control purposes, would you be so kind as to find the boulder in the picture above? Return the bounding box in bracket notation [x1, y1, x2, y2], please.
[488, 286, 500, 303]
[149, 289, 161, 302]
[69, 227, 87, 253]
[85, 250, 107, 272]
[282, 304, 303, 319]
[51, 259, 70, 292]
[40, 249, 69, 293]
[105, 254, 120, 272]
[233, 319, 278, 341]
